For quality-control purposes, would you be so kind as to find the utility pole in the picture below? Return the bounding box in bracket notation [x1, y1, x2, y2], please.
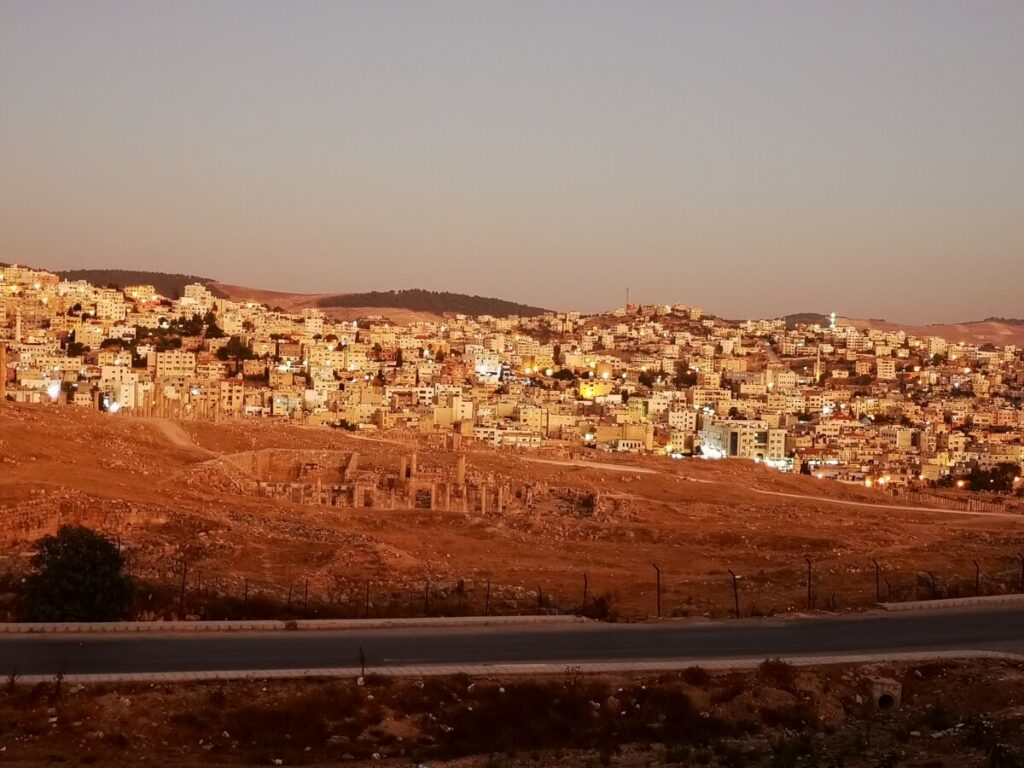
[178, 559, 188, 618]
[973, 560, 980, 596]
[872, 560, 881, 604]
[652, 563, 661, 618]
[728, 570, 740, 619]
[805, 557, 813, 610]
[582, 573, 589, 611]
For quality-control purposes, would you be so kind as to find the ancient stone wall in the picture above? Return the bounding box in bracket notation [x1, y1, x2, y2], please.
[220, 448, 359, 483]
[0, 492, 166, 545]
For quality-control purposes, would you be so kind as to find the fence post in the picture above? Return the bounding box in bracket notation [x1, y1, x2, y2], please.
[304, 578, 309, 608]
[974, 560, 980, 596]
[872, 559, 880, 603]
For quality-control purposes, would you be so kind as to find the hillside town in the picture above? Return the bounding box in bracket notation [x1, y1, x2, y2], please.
[2, 263, 1022, 495]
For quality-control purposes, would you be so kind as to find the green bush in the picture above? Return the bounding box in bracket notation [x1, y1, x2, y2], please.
[18, 526, 133, 622]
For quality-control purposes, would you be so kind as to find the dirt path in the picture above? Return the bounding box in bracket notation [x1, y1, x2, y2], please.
[748, 485, 1023, 520]
[522, 457, 658, 474]
[297, 425, 412, 447]
[682, 473, 1023, 520]
[142, 418, 216, 456]
[526, 455, 1022, 521]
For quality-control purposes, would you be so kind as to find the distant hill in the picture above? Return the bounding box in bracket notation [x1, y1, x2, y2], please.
[783, 312, 830, 329]
[55, 269, 222, 299]
[982, 317, 1024, 326]
[849, 317, 1024, 347]
[317, 289, 548, 317]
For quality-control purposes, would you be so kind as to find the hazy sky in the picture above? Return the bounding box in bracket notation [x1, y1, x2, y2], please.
[1, 1, 1022, 322]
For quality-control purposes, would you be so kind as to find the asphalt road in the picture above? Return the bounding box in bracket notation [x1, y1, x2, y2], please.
[4, 607, 1024, 676]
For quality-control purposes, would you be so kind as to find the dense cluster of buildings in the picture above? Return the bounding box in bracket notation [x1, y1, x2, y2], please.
[2, 264, 1022, 491]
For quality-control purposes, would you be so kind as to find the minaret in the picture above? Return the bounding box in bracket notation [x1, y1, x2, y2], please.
[14, 309, 22, 344]
[813, 346, 822, 384]
[0, 343, 6, 400]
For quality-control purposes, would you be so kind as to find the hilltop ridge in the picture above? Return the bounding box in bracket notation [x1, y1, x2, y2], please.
[55, 269, 221, 299]
[5, 264, 1022, 340]
[30, 267, 547, 319]
[317, 289, 547, 317]
[780, 310, 1024, 346]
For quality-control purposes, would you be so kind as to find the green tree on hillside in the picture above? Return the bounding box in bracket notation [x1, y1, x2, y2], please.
[673, 362, 698, 388]
[216, 336, 256, 372]
[18, 526, 134, 622]
[967, 463, 1021, 494]
[204, 312, 226, 339]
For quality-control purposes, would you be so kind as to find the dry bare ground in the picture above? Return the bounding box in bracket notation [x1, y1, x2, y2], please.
[211, 282, 442, 325]
[0, 660, 1022, 766]
[2, 401, 1024, 619]
[846, 316, 1024, 347]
